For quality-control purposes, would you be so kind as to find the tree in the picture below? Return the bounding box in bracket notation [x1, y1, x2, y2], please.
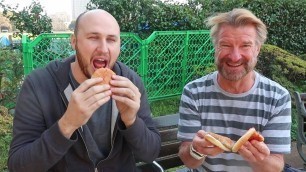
[68, 20, 76, 31]
[87, 0, 206, 38]
[0, 13, 12, 32]
[0, 0, 52, 38]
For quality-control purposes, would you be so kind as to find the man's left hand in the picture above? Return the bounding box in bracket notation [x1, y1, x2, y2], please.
[238, 140, 270, 162]
[110, 75, 140, 127]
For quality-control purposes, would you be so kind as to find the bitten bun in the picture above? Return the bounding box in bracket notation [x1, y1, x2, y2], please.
[204, 128, 264, 152]
[204, 132, 233, 151]
[91, 68, 115, 85]
[232, 128, 257, 152]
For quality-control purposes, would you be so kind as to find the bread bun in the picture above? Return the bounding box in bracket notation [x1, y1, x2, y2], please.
[232, 128, 256, 152]
[204, 132, 233, 151]
[91, 68, 115, 85]
[204, 128, 264, 153]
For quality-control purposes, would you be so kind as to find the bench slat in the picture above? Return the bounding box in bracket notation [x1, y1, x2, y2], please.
[159, 141, 180, 157]
[159, 128, 178, 142]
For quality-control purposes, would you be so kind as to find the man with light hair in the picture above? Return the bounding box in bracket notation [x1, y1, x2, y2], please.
[178, 8, 291, 172]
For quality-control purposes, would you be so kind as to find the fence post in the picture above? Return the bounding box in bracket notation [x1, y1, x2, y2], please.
[141, 38, 148, 94]
[22, 35, 33, 75]
[181, 31, 190, 88]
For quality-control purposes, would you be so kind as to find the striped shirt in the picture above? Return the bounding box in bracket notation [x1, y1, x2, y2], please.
[177, 71, 291, 172]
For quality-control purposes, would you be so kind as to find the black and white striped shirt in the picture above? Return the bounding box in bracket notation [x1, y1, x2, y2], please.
[178, 71, 291, 172]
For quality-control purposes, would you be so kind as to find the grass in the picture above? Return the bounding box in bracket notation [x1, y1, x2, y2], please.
[150, 96, 181, 117]
[0, 114, 13, 172]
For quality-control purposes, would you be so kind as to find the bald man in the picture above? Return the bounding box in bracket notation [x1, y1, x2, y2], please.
[8, 9, 161, 172]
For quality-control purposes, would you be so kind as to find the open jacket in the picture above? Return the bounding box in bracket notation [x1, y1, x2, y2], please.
[8, 56, 161, 172]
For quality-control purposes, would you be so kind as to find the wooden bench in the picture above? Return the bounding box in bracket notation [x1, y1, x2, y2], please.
[293, 91, 306, 167]
[136, 113, 184, 171]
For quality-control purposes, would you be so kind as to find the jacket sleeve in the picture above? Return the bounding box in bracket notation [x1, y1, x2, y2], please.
[8, 72, 77, 172]
[118, 67, 161, 163]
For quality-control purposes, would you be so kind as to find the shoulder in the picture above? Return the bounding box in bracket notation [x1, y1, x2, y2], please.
[184, 71, 216, 91]
[114, 61, 141, 80]
[25, 57, 73, 90]
[256, 72, 290, 96]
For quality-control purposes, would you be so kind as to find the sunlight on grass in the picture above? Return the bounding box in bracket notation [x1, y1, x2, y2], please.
[150, 96, 181, 117]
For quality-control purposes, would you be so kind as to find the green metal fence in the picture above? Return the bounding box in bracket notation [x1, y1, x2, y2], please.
[22, 30, 215, 102]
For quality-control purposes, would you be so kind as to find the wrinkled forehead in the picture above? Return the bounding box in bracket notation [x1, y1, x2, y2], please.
[217, 24, 257, 42]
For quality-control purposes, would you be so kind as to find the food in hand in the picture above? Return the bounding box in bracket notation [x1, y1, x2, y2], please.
[91, 68, 115, 85]
[204, 127, 264, 152]
[204, 132, 234, 151]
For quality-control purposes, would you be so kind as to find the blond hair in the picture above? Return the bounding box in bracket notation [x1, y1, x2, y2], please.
[206, 8, 267, 47]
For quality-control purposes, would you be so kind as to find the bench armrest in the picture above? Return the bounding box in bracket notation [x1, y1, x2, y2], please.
[152, 161, 164, 172]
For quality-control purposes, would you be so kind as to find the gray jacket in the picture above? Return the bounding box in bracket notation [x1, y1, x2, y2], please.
[8, 56, 161, 172]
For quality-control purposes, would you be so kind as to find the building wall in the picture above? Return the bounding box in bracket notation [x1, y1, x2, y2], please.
[71, 0, 90, 20]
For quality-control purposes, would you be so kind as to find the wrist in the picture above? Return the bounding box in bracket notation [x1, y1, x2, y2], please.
[189, 144, 207, 160]
[58, 117, 76, 139]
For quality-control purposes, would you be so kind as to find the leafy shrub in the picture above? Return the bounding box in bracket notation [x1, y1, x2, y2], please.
[0, 49, 23, 109]
[243, 0, 306, 56]
[0, 108, 13, 171]
[257, 44, 306, 93]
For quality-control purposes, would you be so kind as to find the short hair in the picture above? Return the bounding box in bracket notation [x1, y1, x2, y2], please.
[206, 8, 267, 47]
[74, 11, 88, 35]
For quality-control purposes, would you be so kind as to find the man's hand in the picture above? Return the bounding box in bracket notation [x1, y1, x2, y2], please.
[110, 75, 140, 128]
[192, 130, 224, 156]
[237, 140, 285, 172]
[59, 77, 112, 138]
[179, 130, 224, 169]
[238, 140, 270, 162]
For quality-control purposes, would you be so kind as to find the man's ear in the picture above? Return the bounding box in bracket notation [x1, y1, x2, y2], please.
[70, 34, 76, 50]
[255, 45, 261, 56]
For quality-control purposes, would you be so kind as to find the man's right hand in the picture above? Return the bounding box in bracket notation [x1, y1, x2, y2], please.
[58, 77, 112, 138]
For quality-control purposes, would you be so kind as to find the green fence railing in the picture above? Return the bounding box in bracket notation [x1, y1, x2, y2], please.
[22, 30, 215, 102]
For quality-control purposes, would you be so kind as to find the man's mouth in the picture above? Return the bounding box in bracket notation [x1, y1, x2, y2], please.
[93, 59, 107, 69]
[227, 63, 242, 67]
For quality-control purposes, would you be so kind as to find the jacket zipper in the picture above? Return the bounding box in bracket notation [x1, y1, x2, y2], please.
[60, 93, 96, 171]
[96, 125, 118, 168]
[60, 92, 118, 171]
[77, 128, 96, 171]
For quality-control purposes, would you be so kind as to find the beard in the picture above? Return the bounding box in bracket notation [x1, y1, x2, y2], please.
[75, 43, 91, 79]
[215, 56, 257, 81]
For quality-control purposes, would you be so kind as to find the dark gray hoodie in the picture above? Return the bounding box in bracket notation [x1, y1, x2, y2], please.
[8, 56, 161, 172]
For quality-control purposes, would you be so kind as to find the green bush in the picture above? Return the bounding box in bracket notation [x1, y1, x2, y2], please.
[0, 107, 13, 172]
[244, 0, 306, 56]
[257, 44, 306, 94]
[0, 49, 23, 109]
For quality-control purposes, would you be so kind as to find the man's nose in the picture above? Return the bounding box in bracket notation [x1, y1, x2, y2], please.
[229, 47, 242, 62]
[96, 40, 108, 53]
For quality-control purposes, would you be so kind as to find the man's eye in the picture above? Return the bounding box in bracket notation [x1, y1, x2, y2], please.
[242, 44, 252, 49]
[221, 44, 230, 48]
[107, 38, 116, 42]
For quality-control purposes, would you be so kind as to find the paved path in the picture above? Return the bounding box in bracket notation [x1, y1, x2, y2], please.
[285, 142, 305, 171]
